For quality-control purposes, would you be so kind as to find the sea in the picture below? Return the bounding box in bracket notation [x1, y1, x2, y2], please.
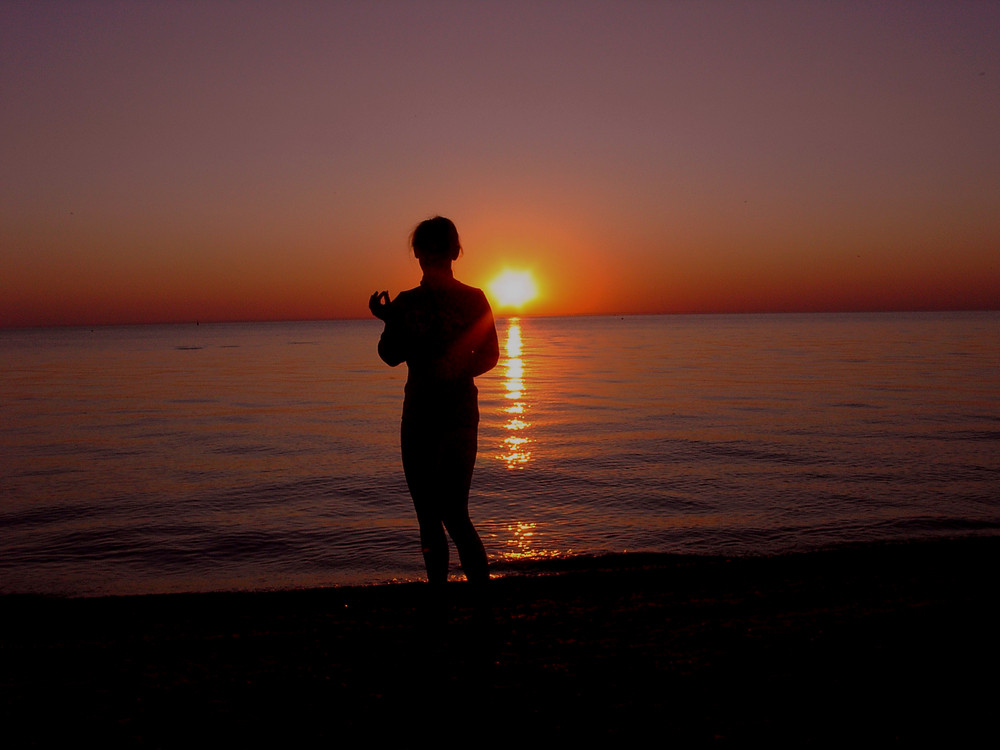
[2, 312, 998, 597]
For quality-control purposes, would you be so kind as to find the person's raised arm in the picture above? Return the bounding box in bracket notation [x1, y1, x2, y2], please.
[370, 290, 406, 366]
[369, 290, 391, 321]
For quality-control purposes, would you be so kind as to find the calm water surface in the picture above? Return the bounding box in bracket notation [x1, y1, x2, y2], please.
[2, 313, 998, 596]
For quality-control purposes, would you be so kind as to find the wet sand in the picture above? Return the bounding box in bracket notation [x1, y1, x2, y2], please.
[3, 537, 997, 744]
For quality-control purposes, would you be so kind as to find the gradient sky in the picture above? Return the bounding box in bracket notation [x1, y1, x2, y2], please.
[3, 0, 998, 327]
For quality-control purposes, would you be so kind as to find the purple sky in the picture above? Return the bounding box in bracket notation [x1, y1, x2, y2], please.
[2, 0, 998, 325]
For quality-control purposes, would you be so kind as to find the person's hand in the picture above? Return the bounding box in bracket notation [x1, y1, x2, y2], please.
[369, 290, 392, 321]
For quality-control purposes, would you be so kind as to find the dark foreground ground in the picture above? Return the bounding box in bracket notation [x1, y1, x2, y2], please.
[3, 537, 997, 745]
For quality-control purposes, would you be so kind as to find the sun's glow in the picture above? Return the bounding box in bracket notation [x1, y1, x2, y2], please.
[488, 270, 539, 310]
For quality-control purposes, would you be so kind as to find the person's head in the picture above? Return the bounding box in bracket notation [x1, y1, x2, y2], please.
[410, 216, 462, 268]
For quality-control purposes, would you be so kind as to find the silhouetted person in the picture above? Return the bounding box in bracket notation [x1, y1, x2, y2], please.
[370, 216, 499, 584]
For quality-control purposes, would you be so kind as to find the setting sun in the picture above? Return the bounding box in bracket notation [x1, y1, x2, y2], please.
[488, 269, 539, 310]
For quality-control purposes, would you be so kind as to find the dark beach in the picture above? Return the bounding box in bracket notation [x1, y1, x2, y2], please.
[3, 537, 997, 744]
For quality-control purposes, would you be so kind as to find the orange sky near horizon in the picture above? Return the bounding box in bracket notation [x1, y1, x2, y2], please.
[2, 1, 998, 328]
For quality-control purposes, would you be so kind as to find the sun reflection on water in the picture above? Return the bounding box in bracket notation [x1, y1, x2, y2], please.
[491, 318, 568, 563]
[504, 521, 537, 559]
[498, 318, 531, 469]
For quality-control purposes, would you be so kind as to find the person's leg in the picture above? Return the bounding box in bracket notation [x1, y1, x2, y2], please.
[442, 426, 489, 584]
[403, 421, 488, 584]
[443, 513, 488, 584]
[402, 421, 450, 583]
[415, 512, 449, 584]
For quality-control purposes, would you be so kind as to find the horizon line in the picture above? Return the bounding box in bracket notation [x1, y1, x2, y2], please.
[3, 305, 998, 332]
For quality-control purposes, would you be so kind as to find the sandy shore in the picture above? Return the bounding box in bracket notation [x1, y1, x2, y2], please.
[3, 537, 997, 744]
